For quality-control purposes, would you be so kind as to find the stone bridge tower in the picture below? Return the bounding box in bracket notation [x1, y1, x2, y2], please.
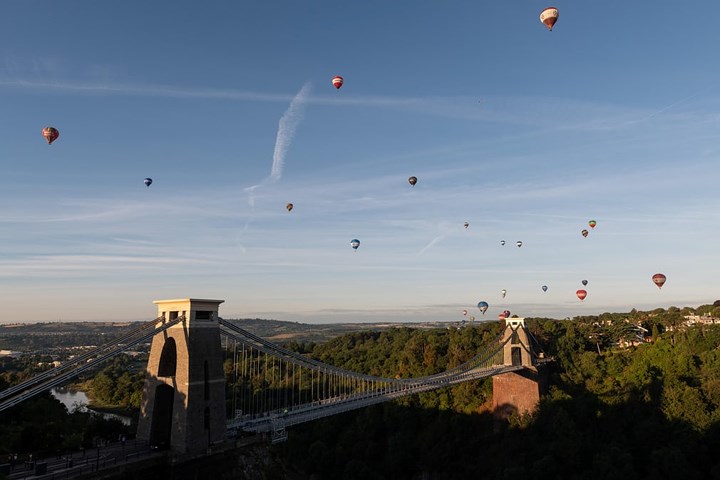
[492, 318, 546, 419]
[137, 299, 226, 453]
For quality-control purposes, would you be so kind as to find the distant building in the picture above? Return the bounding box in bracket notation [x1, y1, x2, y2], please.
[618, 324, 649, 348]
[0, 350, 23, 358]
[683, 315, 718, 326]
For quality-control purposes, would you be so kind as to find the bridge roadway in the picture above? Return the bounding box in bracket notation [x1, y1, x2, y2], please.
[230, 363, 526, 435]
[3, 439, 161, 480]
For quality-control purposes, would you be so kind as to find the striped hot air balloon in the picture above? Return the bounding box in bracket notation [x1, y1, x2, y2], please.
[652, 273, 667, 289]
[540, 7, 559, 31]
[42, 127, 59, 145]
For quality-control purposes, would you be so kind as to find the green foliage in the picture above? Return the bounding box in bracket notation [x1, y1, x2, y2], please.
[86, 355, 144, 409]
[280, 308, 720, 479]
[0, 394, 130, 456]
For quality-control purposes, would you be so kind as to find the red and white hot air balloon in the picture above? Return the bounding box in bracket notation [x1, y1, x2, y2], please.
[540, 7, 559, 31]
[576, 289, 587, 301]
[42, 127, 60, 145]
[652, 273, 667, 289]
[332, 75, 344, 90]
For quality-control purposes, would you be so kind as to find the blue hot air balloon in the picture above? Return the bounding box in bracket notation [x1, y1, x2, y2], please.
[144, 178, 153, 187]
[477, 301, 489, 314]
[350, 239, 360, 252]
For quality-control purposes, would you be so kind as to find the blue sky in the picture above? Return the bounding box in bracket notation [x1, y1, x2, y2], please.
[1, 1, 720, 323]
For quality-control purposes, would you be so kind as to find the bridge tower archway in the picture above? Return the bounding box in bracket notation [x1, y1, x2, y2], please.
[137, 299, 226, 453]
[492, 318, 546, 420]
[148, 383, 174, 448]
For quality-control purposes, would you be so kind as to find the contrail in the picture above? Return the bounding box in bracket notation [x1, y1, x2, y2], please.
[270, 81, 312, 181]
[245, 81, 312, 205]
[625, 87, 712, 126]
[416, 222, 464, 256]
[417, 234, 446, 257]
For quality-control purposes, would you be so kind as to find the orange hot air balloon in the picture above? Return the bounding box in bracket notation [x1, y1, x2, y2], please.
[652, 273, 667, 289]
[332, 75, 344, 90]
[540, 7, 559, 31]
[576, 289, 587, 301]
[286, 203, 294, 212]
[42, 127, 59, 145]
[581, 229, 589, 238]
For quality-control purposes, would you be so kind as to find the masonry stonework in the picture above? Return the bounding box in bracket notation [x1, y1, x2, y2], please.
[492, 369, 542, 418]
[492, 318, 547, 419]
[136, 299, 226, 453]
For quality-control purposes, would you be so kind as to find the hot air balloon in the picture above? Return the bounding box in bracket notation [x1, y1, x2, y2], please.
[143, 178, 152, 187]
[408, 176, 417, 187]
[581, 229, 589, 238]
[576, 289, 587, 301]
[500, 240, 506, 246]
[540, 7, 559, 31]
[652, 273, 667, 289]
[470, 316, 475, 322]
[462, 309, 468, 316]
[332, 75, 344, 90]
[589, 220, 597, 229]
[542, 285, 548, 292]
[42, 127, 59, 145]
[350, 239, 360, 252]
[286, 203, 294, 212]
[501, 289, 507, 299]
[499, 312, 507, 320]
[516, 241, 523, 248]
[503, 310, 511, 318]
[582, 280, 588, 286]
[464, 222, 469, 229]
[477, 301, 489, 314]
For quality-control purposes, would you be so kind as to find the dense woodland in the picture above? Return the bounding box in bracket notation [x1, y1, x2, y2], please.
[3, 305, 720, 478]
[0, 356, 133, 462]
[279, 304, 720, 479]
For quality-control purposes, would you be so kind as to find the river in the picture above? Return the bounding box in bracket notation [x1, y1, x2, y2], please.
[50, 387, 132, 426]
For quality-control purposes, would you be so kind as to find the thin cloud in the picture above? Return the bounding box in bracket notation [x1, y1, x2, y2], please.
[7, 77, 716, 129]
[0, 78, 293, 102]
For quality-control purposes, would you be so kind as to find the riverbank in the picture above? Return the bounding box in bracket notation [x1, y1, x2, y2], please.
[74, 380, 139, 420]
[51, 386, 135, 427]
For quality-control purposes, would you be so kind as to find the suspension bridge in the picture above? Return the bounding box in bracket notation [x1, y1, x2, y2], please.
[0, 298, 549, 455]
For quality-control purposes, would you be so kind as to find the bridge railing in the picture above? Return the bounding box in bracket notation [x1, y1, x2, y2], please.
[225, 323, 531, 433]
